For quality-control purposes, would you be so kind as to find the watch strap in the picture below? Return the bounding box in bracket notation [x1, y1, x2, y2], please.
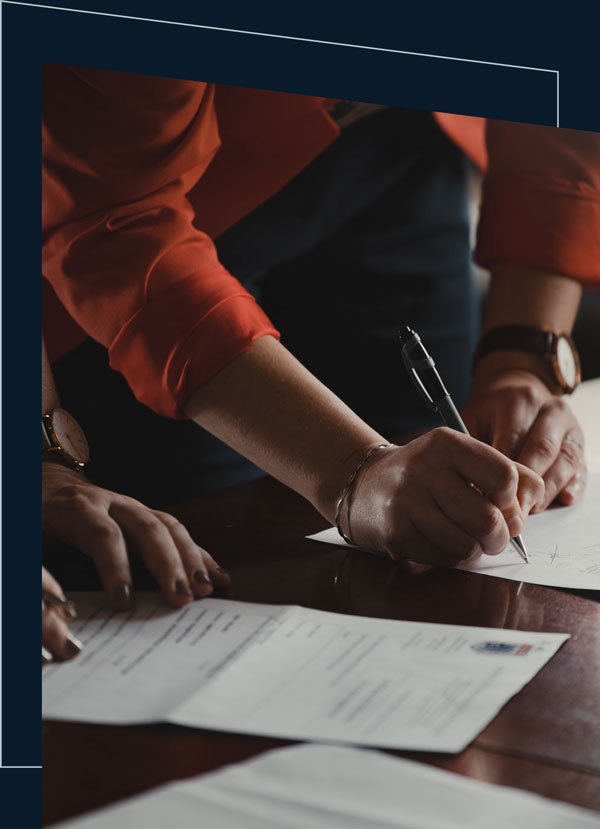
[42, 417, 53, 451]
[475, 325, 555, 362]
[473, 324, 580, 395]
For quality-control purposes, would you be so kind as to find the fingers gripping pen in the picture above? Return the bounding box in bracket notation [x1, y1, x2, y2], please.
[399, 325, 528, 563]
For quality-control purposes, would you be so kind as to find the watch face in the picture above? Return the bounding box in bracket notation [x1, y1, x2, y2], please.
[50, 409, 90, 464]
[555, 335, 579, 390]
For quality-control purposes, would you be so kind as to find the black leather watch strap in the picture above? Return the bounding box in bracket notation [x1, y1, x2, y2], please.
[42, 419, 53, 451]
[473, 324, 580, 395]
[475, 325, 555, 362]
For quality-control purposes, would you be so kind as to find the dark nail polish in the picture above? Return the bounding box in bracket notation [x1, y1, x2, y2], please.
[63, 600, 78, 620]
[216, 567, 230, 577]
[193, 569, 212, 584]
[175, 579, 192, 596]
[64, 633, 84, 657]
[114, 584, 132, 611]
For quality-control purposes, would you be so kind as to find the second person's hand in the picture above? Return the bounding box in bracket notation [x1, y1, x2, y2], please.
[42, 461, 230, 610]
[463, 369, 587, 511]
[42, 566, 83, 664]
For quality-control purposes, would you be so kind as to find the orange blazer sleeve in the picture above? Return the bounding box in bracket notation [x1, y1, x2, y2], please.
[475, 119, 600, 286]
[42, 65, 279, 418]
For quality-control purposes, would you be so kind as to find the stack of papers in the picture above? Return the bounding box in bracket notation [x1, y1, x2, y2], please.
[308, 473, 600, 591]
[43, 594, 567, 753]
[52, 743, 600, 828]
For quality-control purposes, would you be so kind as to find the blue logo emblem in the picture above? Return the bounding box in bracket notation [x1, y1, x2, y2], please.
[472, 642, 531, 655]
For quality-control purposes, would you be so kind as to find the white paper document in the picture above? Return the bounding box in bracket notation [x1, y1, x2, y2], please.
[43, 594, 567, 753]
[52, 743, 600, 828]
[308, 472, 600, 590]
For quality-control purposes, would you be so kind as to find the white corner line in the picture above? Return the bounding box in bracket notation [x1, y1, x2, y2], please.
[3, 2, 559, 74]
[2, 1, 561, 126]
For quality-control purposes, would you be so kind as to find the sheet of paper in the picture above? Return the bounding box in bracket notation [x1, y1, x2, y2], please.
[43, 594, 567, 753]
[51, 743, 600, 828]
[308, 472, 600, 590]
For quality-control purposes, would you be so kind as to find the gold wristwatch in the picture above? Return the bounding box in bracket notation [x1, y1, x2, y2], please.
[42, 408, 90, 470]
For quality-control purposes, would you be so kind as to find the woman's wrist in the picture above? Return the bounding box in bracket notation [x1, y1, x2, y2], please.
[472, 351, 557, 395]
[42, 458, 91, 499]
[334, 444, 396, 544]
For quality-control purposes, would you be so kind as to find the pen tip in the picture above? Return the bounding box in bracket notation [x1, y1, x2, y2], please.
[511, 535, 529, 563]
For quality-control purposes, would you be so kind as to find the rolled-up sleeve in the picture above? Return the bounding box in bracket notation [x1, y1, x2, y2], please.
[42, 65, 279, 418]
[475, 120, 600, 286]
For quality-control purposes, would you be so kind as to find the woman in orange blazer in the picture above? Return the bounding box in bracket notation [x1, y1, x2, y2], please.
[42, 65, 597, 604]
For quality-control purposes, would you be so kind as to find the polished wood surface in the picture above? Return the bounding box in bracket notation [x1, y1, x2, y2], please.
[43, 473, 600, 824]
[43, 381, 600, 824]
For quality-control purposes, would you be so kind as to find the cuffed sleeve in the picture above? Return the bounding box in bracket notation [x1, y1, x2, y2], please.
[42, 65, 279, 418]
[109, 276, 278, 418]
[475, 120, 600, 286]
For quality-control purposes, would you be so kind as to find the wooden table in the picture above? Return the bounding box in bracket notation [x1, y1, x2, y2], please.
[42, 382, 600, 824]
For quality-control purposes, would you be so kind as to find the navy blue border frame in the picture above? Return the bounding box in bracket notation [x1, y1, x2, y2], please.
[1, 0, 598, 821]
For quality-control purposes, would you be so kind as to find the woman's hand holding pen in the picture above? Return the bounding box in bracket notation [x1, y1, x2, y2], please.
[42, 461, 230, 611]
[463, 368, 587, 511]
[337, 429, 544, 567]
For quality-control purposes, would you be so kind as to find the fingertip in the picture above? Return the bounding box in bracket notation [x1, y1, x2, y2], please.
[191, 569, 214, 598]
[64, 633, 84, 659]
[166, 592, 193, 609]
[558, 488, 571, 505]
[558, 482, 583, 506]
[517, 469, 545, 517]
[112, 583, 134, 612]
[210, 567, 231, 589]
[531, 490, 548, 513]
[507, 515, 523, 538]
[163, 578, 197, 607]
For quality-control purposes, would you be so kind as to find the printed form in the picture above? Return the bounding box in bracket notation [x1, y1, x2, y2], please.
[309, 472, 600, 591]
[43, 594, 567, 752]
[50, 743, 600, 829]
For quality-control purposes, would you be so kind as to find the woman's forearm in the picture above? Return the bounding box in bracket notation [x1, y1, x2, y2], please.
[185, 335, 385, 522]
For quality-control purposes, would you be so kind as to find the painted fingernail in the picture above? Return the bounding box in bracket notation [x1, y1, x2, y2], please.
[64, 633, 84, 657]
[42, 647, 53, 664]
[63, 600, 78, 620]
[175, 579, 192, 596]
[193, 570, 212, 584]
[114, 584, 132, 611]
[216, 567, 230, 577]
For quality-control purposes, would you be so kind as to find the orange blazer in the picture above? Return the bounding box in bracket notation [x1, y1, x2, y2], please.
[42, 65, 600, 418]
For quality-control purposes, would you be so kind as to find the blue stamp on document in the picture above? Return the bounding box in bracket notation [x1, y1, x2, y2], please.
[472, 642, 532, 656]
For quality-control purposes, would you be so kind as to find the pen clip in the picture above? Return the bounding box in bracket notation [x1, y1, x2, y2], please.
[401, 349, 439, 412]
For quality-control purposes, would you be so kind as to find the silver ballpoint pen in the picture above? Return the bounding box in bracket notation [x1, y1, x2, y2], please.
[399, 325, 529, 563]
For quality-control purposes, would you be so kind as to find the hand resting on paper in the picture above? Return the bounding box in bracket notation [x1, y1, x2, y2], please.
[42, 461, 230, 610]
[463, 369, 587, 512]
[338, 429, 544, 566]
[42, 565, 82, 664]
